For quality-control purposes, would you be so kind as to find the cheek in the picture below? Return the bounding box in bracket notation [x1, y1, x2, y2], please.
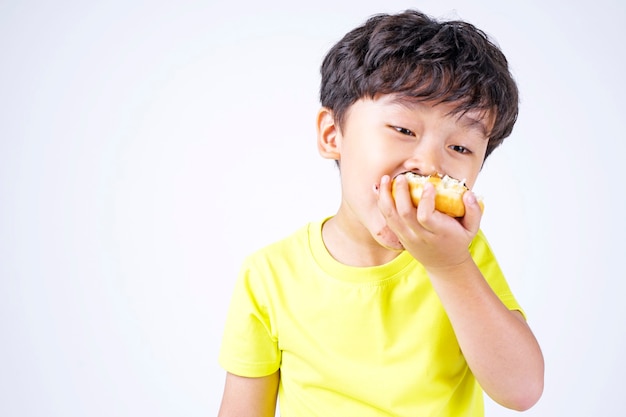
[452, 155, 485, 189]
[466, 161, 486, 189]
[340, 145, 388, 184]
[464, 172, 480, 189]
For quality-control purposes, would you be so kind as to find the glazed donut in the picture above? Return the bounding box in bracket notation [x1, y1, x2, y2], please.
[391, 173, 483, 217]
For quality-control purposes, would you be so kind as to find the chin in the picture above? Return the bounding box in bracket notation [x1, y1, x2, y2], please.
[374, 225, 405, 251]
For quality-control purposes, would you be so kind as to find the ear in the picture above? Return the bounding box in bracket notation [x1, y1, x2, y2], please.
[316, 107, 341, 160]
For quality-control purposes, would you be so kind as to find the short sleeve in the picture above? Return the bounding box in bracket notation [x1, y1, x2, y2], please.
[470, 230, 526, 320]
[218, 258, 281, 377]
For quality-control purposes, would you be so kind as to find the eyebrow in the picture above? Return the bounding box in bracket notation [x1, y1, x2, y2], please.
[387, 95, 494, 137]
[459, 113, 491, 137]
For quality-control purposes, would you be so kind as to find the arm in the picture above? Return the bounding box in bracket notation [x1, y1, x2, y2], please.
[218, 371, 279, 417]
[426, 259, 544, 410]
[377, 177, 544, 410]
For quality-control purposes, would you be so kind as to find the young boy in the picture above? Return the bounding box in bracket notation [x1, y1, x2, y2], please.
[218, 9, 544, 417]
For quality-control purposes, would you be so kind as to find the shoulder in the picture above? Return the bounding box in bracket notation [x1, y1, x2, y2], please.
[239, 219, 324, 279]
[246, 221, 314, 262]
[468, 230, 523, 314]
[468, 229, 496, 259]
[468, 229, 505, 283]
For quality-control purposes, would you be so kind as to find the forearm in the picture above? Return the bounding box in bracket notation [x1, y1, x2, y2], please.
[426, 259, 544, 411]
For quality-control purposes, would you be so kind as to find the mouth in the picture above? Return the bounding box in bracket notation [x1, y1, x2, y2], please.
[394, 171, 442, 180]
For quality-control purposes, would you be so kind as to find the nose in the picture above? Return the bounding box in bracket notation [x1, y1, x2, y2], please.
[404, 141, 441, 176]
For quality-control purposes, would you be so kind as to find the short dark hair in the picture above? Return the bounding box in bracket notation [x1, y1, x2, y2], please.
[320, 10, 519, 159]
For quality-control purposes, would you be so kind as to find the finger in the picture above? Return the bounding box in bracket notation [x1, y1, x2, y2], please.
[460, 190, 483, 234]
[376, 175, 396, 218]
[389, 174, 414, 218]
[416, 182, 437, 227]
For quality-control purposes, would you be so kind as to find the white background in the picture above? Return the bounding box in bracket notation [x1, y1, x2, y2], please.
[1, 0, 624, 416]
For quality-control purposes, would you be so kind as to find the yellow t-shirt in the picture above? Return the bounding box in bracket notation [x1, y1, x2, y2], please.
[219, 218, 523, 416]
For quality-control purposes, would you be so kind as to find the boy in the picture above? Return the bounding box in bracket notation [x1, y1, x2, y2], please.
[218, 9, 544, 417]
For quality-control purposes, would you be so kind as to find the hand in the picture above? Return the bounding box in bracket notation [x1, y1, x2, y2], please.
[376, 174, 483, 271]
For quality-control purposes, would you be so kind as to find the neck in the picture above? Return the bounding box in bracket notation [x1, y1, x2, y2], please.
[321, 215, 402, 267]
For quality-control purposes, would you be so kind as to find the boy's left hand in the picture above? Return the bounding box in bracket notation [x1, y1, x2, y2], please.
[376, 174, 483, 270]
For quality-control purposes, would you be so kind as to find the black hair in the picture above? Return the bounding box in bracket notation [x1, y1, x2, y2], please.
[320, 10, 518, 159]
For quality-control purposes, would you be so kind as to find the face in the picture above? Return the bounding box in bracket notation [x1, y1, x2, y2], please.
[318, 94, 494, 251]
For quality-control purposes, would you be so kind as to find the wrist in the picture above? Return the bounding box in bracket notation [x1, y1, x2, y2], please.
[423, 253, 475, 279]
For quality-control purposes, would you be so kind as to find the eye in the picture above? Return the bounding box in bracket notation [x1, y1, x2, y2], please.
[450, 145, 471, 154]
[392, 126, 415, 136]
